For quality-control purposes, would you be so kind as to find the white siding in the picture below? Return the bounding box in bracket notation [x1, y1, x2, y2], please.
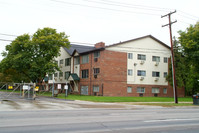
[106, 37, 171, 85]
[50, 47, 73, 83]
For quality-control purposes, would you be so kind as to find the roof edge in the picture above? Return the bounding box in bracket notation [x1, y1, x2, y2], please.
[106, 35, 170, 49]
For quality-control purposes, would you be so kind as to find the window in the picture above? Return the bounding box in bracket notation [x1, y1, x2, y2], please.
[164, 57, 168, 63]
[82, 69, 89, 79]
[54, 73, 58, 77]
[152, 56, 160, 62]
[137, 87, 145, 93]
[128, 69, 133, 76]
[94, 51, 100, 58]
[137, 70, 146, 76]
[82, 54, 89, 64]
[127, 87, 132, 93]
[59, 72, 63, 77]
[93, 86, 99, 92]
[152, 71, 160, 77]
[163, 88, 167, 94]
[152, 88, 160, 93]
[65, 58, 71, 66]
[65, 71, 70, 80]
[137, 54, 146, 60]
[81, 86, 88, 95]
[128, 53, 133, 59]
[48, 74, 52, 80]
[164, 72, 168, 78]
[60, 59, 64, 65]
[94, 68, 100, 75]
[55, 60, 58, 65]
[74, 56, 80, 65]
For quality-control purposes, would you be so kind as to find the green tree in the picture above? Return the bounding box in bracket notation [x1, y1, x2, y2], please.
[167, 38, 189, 94]
[178, 22, 199, 94]
[0, 27, 70, 83]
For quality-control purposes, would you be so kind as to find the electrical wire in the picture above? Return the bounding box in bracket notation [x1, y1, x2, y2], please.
[81, 0, 171, 12]
[49, 0, 162, 16]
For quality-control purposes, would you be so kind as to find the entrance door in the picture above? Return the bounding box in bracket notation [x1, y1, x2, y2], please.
[81, 86, 88, 95]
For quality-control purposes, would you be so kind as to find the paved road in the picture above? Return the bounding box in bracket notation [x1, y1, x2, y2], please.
[0, 92, 199, 133]
[1, 105, 199, 133]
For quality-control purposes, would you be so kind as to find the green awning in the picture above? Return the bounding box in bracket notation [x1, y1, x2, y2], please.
[68, 73, 80, 81]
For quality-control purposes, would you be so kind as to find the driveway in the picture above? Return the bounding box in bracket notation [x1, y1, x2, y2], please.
[0, 91, 146, 111]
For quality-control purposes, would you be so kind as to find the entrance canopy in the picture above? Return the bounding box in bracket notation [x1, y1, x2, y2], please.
[68, 73, 80, 81]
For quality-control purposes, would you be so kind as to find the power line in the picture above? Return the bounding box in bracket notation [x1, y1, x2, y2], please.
[0, 33, 95, 45]
[81, 0, 171, 12]
[98, 0, 173, 11]
[0, 37, 172, 54]
[178, 10, 199, 20]
[0, 33, 18, 37]
[49, 0, 161, 16]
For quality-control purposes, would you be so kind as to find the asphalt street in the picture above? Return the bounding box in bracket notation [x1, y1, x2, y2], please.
[0, 92, 199, 133]
[1, 108, 199, 133]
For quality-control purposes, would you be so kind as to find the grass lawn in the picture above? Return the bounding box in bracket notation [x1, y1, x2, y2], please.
[0, 90, 193, 105]
[52, 93, 192, 103]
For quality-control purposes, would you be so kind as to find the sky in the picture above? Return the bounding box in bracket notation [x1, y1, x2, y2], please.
[0, 0, 199, 61]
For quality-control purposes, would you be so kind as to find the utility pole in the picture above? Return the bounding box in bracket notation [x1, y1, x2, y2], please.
[161, 10, 178, 104]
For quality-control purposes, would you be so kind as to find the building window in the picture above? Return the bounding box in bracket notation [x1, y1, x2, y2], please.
[54, 73, 58, 77]
[65, 58, 71, 66]
[137, 87, 145, 93]
[94, 51, 100, 58]
[163, 88, 167, 94]
[127, 87, 132, 93]
[152, 71, 160, 77]
[164, 57, 168, 63]
[82, 69, 89, 79]
[74, 56, 80, 65]
[55, 60, 58, 65]
[81, 86, 88, 95]
[59, 72, 63, 77]
[48, 74, 52, 80]
[128, 53, 133, 59]
[82, 54, 89, 64]
[137, 54, 146, 60]
[164, 72, 168, 78]
[152, 88, 160, 93]
[152, 56, 160, 62]
[60, 59, 64, 65]
[93, 86, 99, 92]
[137, 70, 146, 76]
[94, 68, 100, 75]
[65, 71, 70, 80]
[128, 69, 133, 76]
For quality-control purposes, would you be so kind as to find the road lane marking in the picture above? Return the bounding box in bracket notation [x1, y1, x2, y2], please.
[144, 118, 199, 123]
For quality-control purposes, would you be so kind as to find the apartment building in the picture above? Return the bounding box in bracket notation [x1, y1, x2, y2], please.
[48, 35, 185, 97]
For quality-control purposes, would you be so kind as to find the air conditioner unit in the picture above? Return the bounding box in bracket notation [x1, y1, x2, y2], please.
[94, 74, 97, 78]
[94, 58, 98, 62]
[54, 78, 57, 81]
[140, 76, 144, 80]
[140, 60, 145, 65]
[155, 77, 159, 81]
[59, 77, 63, 81]
[59, 64, 63, 68]
[155, 62, 159, 66]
